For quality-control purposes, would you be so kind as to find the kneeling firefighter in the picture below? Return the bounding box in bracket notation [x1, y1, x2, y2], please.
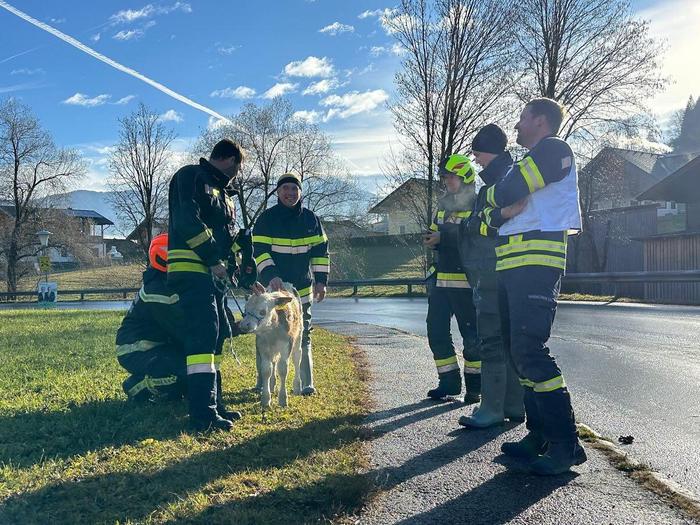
[116, 233, 249, 423]
[423, 155, 480, 402]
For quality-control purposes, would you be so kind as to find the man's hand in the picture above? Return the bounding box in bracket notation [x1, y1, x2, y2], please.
[501, 198, 527, 219]
[314, 283, 327, 303]
[210, 262, 228, 280]
[250, 281, 265, 295]
[268, 277, 284, 291]
[423, 231, 440, 248]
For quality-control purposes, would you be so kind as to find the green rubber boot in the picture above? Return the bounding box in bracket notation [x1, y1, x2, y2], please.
[459, 361, 505, 428]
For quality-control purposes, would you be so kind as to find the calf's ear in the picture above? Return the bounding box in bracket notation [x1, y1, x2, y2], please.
[274, 296, 294, 306]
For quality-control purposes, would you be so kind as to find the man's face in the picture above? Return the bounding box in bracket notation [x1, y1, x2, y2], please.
[472, 150, 497, 168]
[441, 172, 462, 194]
[278, 182, 301, 208]
[515, 105, 540, 149]
[220, 157, 240, 180]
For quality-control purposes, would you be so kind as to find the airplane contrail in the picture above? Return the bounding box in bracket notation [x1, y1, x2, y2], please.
[0, 46, 40, 64]
[0, 0, 232, 123]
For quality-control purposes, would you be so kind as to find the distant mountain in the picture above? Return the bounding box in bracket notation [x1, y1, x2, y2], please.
[50, 190, 126, 236]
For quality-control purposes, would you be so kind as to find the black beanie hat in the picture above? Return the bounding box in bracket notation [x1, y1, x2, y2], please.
[276, 172, 302, 190]
[471, 124, 507, 154]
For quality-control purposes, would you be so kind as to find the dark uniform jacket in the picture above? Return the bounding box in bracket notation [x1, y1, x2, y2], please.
[253, 199, 329, 304]
[427, 185, 474, 288]
[167, 158, 238, 282]
[116, 268, 183, 355]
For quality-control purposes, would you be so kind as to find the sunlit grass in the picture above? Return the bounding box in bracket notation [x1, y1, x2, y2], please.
[0, 310, 370, 524]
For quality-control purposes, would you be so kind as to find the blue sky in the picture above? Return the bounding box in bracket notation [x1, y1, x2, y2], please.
[1, 0, 698, 190]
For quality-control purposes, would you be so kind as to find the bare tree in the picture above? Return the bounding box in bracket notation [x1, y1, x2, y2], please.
[194, 98, 366, 226]
[108, 103, 176, 256]
[386, 0, 518, 227]
[515, 0, 667, 143]
[0, 98, 84, 293]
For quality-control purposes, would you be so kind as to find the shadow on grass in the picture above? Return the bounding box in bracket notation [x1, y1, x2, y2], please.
[0, 398, 191, 469]
[0, 414, 365, 524]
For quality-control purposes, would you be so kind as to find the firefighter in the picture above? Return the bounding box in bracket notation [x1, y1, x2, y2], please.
[167, 138, 250, 432]
[117, 233, 247, 421]
[483, 98, 587, 475]
[117, 233, 187, 404]
[422, 155, 480, 403]
[252, 172, 329, 396]
[450, 124, 525, 429]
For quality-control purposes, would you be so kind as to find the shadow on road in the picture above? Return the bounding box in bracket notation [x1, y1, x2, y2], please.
[394, 468, 576, 525]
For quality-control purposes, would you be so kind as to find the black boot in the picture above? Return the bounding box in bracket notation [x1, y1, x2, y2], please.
[501, 388, 547, 458]
[529, 440, 587, 475]
[122, 375, 151, 402]
[501, 432, 547, 459]
[463, 372, 482, 405]
[528, 387, 586, 474]
[215, 371, 242, 421]
[427, 369, 462, 399]
[188, 372, 233, 431]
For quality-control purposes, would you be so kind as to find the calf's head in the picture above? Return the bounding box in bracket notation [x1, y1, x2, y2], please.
[239, 292, 294, 334]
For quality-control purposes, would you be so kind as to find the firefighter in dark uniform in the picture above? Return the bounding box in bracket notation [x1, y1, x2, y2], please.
[484, 98, 587, 474]
[117, 233, 187, 403]
[423, 156, 480, 402]
[117, 233, 247, 421]
[252, 172, 329, 395]
[167, 138, 250, 431]
[447, 125, 525, 429]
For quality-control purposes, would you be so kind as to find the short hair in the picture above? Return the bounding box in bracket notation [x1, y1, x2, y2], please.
[210, 138, 245, 163]
[526, 98, 565, 135]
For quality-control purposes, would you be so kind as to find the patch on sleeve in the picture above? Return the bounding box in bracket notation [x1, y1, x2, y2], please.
[561, 156, 572, 169]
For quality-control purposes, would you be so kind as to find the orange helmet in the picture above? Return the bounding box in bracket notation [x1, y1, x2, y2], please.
[149, 233, 168, 272]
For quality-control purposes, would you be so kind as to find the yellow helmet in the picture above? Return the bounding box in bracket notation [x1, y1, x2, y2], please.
[438, 154, 475, 184]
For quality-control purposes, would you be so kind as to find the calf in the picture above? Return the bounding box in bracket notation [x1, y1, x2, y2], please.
[239, 283, 303, 409]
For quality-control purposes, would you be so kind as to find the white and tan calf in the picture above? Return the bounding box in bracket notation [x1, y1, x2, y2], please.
[239, 284, 303, 409]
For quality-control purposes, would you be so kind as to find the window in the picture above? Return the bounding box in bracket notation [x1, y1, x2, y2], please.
[399, 225, 406, 234]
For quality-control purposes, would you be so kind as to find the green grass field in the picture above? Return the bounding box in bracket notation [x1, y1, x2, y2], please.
[0, 310, 370, 524]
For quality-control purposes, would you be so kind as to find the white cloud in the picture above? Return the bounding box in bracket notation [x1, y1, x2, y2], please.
[113, 29, 143, 41]
[320, 89, 389, 120]
[91, 32, 101, 42]
[216, 44, 240, 55]
[113, 95, 136, 105]
[319, 22, 355, 35]
[49, 17, 66, 24]
[637, 0, 700, 114]
[210, 86, 256, 99]
[293, 110, 321, 124]
[110, 3, 191, 24]
[358, 63, 375, 75]
[302, 78, 339, 96]
[284, 56, 334, 78]
[358, 8, 396, 19]
[10, 68, 43, 75]
[62, 92, 111, 107]
[262, 82, 298, 99]
[110, 6, 155, 24]
[391, 43, 406, 56]
[370, 46, 387, 56]
[159, 109, 183, 122]
[207, 116, 230, 130]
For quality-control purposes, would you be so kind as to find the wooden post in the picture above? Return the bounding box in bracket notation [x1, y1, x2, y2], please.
[408, 284, 413, 295]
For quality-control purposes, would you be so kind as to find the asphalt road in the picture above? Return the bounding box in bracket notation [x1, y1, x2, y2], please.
[5, 296, 699, 498]
[312, 297, 700, 498]
[326, 321, 691, 524]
